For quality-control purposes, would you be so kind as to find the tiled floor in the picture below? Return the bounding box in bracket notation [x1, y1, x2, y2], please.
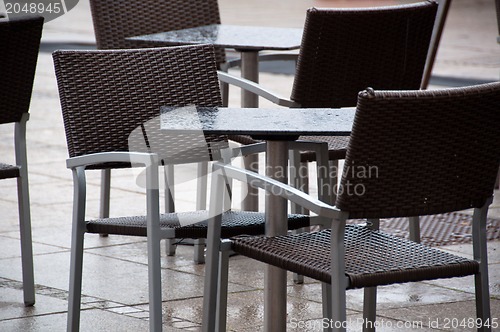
[1, 0, 500, 331]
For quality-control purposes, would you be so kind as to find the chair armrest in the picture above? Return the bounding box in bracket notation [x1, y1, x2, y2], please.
[217, 71, 300, 108]
[214, 162, 342, 219]
[66, 151, 159, 169]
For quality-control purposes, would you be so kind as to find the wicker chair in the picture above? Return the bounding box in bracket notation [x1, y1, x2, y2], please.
[496, 0, 500, 189]
[0, 15, 44, 307]
[88, 0, 227, 253]
[204, 81, 500, 331]
[52, 45, 311, 332]
[87, 0, 292, 254]
[220, 1, 439, 240]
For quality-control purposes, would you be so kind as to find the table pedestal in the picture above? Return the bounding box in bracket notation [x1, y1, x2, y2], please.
[241, 51, 260, 211]
[264, 140, 288, 332]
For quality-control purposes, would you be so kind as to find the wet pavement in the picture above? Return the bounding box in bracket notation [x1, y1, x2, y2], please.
[1, 0, 499, 330]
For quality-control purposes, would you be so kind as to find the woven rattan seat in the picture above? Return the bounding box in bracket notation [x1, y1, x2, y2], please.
[0, 163, 20, 179]
[0, 15, 43, 307]
[203, 81, 500, 331]
[87, 210, 309, 239]
[298, 136, 349, 162]
[232, 225, 479, 288]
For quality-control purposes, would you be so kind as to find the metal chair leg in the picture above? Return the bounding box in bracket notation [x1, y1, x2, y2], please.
[197, 161, 209, 210]
[330, 219, 348, 332]
[15, 118, 35, 306]
[146, 165, 162, 332]
[216, 248, 230, 332]
[99, 169, 110, 237]
[408, 216, 421, 243]
[67, 167, 87, 332]
[194, 238, 206, 264]
[363, 287, 377, 332]
[322, 282, 333, 332]
[362, 219, 380, 332]
[164, 165, 176, 256]
[202, 171, 226, 332]
[472, 202, 492, 332]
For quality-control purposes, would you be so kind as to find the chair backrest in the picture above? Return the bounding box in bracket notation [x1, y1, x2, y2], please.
[291, 1, 437, 108]
[336, 82, 500, 219]
[88, 0, 225, 64]
[53, 45, 225, 165]
[0, 15, 44, 124]
[496, 0, 500, 43]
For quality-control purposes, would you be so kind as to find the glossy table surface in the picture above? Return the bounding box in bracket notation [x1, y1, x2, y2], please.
[160, 106, 355, 138]
[128, 24, 303, 51]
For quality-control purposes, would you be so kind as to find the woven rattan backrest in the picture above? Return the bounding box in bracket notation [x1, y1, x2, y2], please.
[291, 1, 437, 108]
[0, 15, 43, 124]
[88, 0, 225, 65]
[496, 0, 500, 39]
[336, 82, 500, 219]
[53, 45, 224, 165]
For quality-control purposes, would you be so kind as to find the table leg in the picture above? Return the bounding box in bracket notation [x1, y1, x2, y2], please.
[264, 140, 288, 332]
[240, 51, 260, 211]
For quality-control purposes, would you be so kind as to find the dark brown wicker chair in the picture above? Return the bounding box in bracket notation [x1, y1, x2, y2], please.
[204, 81, 500, 331]
[52, 45, 310, 332]
[496, 0, 500, 189]
[88, 0, 227, 253]
[87, 0, 287, 254]
[219, 1, 439, 241]
[0, 15, 44, 307]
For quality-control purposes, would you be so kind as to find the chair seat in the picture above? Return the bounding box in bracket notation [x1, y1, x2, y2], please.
[86, 210, 310, 238]
[298, 136, 349, 162]
[228, 135, 261, 146]
[231, 225, 479, 289]
[0, 163, 20, 179]
[229, 135, 349, 162]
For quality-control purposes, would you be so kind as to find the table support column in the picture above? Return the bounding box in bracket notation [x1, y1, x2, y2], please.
[240, 51, 260, 211]
[264, 140, 288, 332]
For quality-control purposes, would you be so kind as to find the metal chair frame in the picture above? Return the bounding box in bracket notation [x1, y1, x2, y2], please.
[0, 14, 44, 307]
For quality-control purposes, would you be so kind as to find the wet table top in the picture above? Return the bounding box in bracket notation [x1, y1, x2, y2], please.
[160, 107, 355, 140]
[128, 24, 303, 51]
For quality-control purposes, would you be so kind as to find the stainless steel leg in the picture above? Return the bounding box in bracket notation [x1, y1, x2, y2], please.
[164, 165, 176, 256]
[99, 169, 110, 237]
[472, 202, 492, 332]
[241, 51, 260, 212]
[408, 216, 421, 243]
[264, 140, 288, 332]
[15, 118, 35, 306]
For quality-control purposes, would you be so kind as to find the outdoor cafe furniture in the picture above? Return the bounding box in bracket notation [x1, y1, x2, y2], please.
[52, 44, 313, 332]
[0, 14, 44, 307]
[204, 82, 500, 332]
[159, 104, 356, 331]
[218, 1, 439, 243]
[128, 22, 303, 212]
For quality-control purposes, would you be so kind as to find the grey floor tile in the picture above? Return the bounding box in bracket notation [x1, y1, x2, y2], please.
[0, 236, 66, 259]
[377, 299, 500, 332]
[0, 286, 67, 321]
[0, 308, 151, 332]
